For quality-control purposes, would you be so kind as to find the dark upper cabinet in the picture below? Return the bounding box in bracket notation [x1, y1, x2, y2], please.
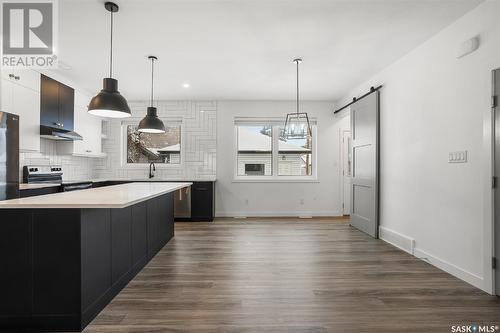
[40, 75, 59, 127]
[58, 83, 74, 131]
[40, 74, 74, 131]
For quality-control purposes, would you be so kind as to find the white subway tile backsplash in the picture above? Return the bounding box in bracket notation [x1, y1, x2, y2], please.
[19, 101, 216, 182]
[94, 100, 217, 180]
[20, 139, 97, 181]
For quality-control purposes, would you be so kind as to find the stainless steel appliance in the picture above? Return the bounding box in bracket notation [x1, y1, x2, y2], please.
[174, 186, 191, 218]
[62, 182, 92, 192]
[23, 165, 63, 184]
[0, 111, 19, 200]
[23, 165, 93, 192]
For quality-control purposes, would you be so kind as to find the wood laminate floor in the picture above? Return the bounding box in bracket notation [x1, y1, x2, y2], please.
[81, 218, 500, 333]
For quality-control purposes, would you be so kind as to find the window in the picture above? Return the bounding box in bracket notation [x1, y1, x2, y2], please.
[237, 125, 272, 176]
[278, 129, 313, 176]
[235, 121, 316, 180]
[125, 124, 181, 164]
[245, 164, 265, 175]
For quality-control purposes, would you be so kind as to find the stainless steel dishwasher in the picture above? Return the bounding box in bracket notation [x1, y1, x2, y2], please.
[174, 185, 191, 218]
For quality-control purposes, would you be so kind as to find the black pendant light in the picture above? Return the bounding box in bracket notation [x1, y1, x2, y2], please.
[283, 58, 312, 140]
[88, 2, 131, 118]
[138, 56, 165, 133]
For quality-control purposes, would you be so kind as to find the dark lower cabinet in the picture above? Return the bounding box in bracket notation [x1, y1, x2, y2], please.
[131, 202, 148, 268]
[33, 210, 81, 317]
[191, 182, 214, 221]
[111, 208, 132, 283]
[81, 209, 111, 318]
[93, 181, 215, 222]
[0, 193, 175, 331]
[0, 211, 32, 317]
[20, 186, 60, 197]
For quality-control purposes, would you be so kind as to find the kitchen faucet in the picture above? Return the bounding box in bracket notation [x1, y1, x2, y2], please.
[149, 162, 156, 179]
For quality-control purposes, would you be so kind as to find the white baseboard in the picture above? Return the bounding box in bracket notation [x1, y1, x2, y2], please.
[379, 226, 415, 254]
[413, 247, 484, 290]
[215, 210, 341, 218]
[378, 226, 485, 291]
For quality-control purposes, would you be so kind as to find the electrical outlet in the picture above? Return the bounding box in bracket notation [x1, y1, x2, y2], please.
[448, 150, 468, 163]
[300, 199, 304, 205]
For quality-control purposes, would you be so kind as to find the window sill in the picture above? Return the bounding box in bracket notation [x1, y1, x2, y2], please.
[232, 177, 319, 183]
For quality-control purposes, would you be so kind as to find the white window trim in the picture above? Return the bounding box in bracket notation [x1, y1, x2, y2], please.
[232, 122, 318, 183]
[120, 118, 185, 169]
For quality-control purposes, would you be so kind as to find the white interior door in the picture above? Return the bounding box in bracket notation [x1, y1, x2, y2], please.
[350, 91, 379, 238]
[342, 130, 352, 215]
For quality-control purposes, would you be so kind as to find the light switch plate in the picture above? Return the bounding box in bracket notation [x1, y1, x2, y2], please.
[448, 150, 468, 163]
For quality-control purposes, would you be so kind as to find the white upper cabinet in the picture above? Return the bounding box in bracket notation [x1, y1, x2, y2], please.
[0, 69, 104, 157]
[1, 69, 41, 152]
[70, 90, 104, 157]
[1, 69, 41, 92]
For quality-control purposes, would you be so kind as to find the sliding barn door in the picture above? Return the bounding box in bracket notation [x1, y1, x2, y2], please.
[494, 68, 500, 296]
[350, 91, 379, 238]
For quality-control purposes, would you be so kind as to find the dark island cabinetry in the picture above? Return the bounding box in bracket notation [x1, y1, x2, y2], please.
[191, 181, 214, 221]
[0, 193, 174, 331]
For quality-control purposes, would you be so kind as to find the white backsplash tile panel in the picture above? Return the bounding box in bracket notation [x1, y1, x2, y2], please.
[20, 139, 97, 182]
[94, 100, 217, 180]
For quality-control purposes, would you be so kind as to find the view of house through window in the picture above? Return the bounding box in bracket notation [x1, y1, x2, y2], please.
[126, 125, 181, 164]
[278, 129, 313, 176]
[237, 125, 273, 176]
[236, 123, 314, 177]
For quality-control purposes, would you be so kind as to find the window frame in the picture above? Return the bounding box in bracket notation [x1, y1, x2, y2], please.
[120, 118, 185, 170]
[233, 120, 318, 183]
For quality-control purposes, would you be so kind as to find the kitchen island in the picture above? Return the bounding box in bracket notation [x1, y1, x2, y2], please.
[0, 182, 191, 331]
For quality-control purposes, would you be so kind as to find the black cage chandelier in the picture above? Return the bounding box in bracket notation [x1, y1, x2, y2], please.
[282, 58, 312, 140]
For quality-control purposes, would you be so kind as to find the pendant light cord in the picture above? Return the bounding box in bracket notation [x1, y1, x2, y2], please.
[150, 57, 155, 107]
[109, 10, 113, 78]
[296, 59, 299, 115]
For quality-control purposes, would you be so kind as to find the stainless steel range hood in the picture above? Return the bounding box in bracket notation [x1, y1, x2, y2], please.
[40, 125, 83, 141]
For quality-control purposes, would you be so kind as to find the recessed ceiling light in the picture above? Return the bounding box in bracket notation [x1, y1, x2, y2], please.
[183, 83, 190, 88]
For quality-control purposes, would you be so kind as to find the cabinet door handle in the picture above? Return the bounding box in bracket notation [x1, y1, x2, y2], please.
[8, 74, 14, 78]
[14, 76, 20, 80]
[85, 150, 92, 153]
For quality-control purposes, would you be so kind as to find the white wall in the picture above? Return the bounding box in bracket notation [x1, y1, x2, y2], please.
[338, 0, 500, 293]
[216, 100, 349, 217]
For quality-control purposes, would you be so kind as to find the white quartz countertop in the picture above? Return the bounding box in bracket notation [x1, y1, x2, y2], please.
[1, 182, 192, 209]
[70, 177, 216, 183]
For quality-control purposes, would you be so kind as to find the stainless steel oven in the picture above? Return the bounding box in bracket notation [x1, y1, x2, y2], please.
[174, 186, 191, 218]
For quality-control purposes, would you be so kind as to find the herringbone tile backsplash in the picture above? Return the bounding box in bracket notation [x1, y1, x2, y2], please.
[94, 100, 217, 180]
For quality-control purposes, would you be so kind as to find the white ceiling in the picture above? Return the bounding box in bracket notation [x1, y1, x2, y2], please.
[57, 0, 483, 101]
